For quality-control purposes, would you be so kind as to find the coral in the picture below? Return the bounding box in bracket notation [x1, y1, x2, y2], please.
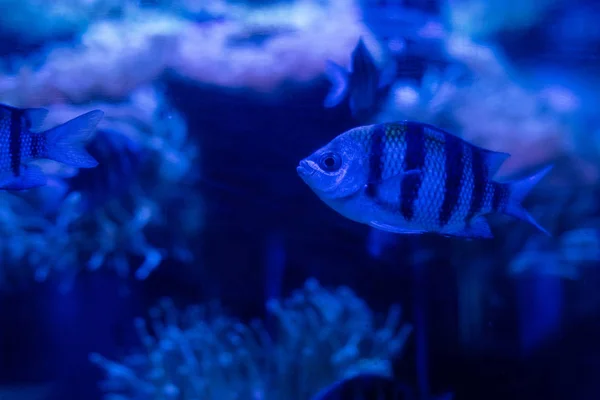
[509, 227, 600, 279]
[262, 278, 411, 399]
[0, 0, 122, 42]
[90, 278, 412, 400]
[0, 85, 202, 288]
[442, 0, 560, 38]
[0, 0, 366, 103]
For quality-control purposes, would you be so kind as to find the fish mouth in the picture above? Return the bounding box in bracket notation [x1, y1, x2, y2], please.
[296, 160, 316, 177]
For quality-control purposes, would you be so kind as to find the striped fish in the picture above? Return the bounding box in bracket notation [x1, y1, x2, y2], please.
[0, 104, 103, 190]
[297, 121, 551, 238]
[324, 37, 396, 121]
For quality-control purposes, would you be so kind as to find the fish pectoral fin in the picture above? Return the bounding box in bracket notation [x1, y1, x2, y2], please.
[447, 217, 493, 239]
[381, 168, 423, 186]
[369, 221, 426, 234]
[368, 169, 422, 186]
[366, 169, 423, 205]
[403, 169, 422, 177]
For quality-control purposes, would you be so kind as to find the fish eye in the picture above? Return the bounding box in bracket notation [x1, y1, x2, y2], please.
[319, 152, 342, 172]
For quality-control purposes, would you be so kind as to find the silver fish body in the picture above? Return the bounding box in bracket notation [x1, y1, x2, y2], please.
[297, 121, 551, 238]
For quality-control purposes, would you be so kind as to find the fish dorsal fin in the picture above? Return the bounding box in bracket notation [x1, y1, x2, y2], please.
[416, 122, 510, 177]
[351, 37, 369, 68]
[0, 103, 21, 119]
[350, 36, 377, 75]
[419, 122, 454, 143]
[482, 149, 510, 177]
[449, 216, 493, 239]
[23, 108, 49, 132]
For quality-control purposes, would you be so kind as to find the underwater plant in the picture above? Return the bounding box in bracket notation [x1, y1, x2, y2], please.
[0, 0, 365, 103]
[0, 85, 203, 288]
[90, 278, 412, 400]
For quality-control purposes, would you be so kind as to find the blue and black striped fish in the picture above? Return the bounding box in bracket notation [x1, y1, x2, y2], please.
[0, 104, 103, 190]
[297, 121, 551, 238]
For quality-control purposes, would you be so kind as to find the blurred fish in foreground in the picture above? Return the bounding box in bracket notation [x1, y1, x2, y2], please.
[298, 121, 552, 238]
[0, 105, 102, 190]
[324, 37, 396, 122]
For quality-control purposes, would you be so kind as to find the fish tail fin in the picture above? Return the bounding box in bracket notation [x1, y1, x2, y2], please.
[504, 165, 553, 236]
[42, 110, 104, 168]
[323, 60, 349, 108]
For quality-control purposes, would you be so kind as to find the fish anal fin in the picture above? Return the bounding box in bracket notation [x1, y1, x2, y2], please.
[447, 217, 493, 239]
[0, 164, 47, 191]
[369, 220, 426, 234]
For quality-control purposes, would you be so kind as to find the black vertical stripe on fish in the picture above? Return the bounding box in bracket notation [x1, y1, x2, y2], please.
[491, 182, 505, 212]
[439, 134, 463, 227]
[9, 110, 22, 176]
[400, 122, 425, 221]
[365, 124, 385, 198]
[466, 146, 486, 221]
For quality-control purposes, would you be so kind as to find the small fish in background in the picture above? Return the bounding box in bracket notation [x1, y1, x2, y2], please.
[311, 374, 415, 400]
[297, 121, 552, 238]
[324, 37, 397, 121]
[0, 104, 103, 190]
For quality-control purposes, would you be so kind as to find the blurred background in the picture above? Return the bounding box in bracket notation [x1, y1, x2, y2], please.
[0, 0, 599, 399]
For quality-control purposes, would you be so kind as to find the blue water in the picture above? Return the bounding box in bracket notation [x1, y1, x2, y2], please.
[0, 0, 599, 399]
